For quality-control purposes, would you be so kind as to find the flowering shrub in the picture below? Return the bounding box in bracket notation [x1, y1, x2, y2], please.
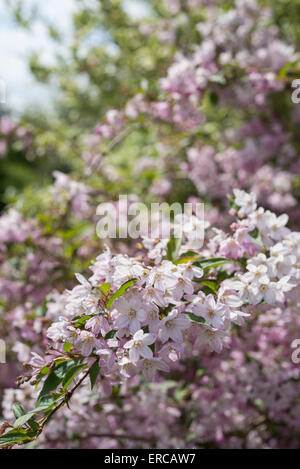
[0, 190, 299, 448]
[0, 0, 300, 449]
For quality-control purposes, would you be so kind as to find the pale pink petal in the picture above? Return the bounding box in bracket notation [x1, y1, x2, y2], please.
[140, 345, 153, 359]
[142, 333, 156, 345]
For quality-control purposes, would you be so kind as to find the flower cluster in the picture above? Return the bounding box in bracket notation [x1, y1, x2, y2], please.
[28, 193, 300, 397]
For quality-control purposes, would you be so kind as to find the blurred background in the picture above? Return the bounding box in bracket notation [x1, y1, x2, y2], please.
[0, 0, 163, 210]
[1, 0, 300, 212]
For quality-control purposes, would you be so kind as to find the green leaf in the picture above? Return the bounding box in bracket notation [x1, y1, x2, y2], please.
[37, 360, 77, 401]
[104, 329, 117, 339]
[35, 395, 57, 409]
[13, 394, 65, 431]
[0, 429, 31, 447]
[14, 413, 36, 429]
[209, 91, 219, 106]
[14, 397, 60, 429]
[64, 342, 73, 353]
[106, 279, 137, 308]
[196, 257, 240, 271]
[13, 403, 25, 420]
[175, 252, 200, 265]
[278, 60, 298, 79]
[167, 235, 182, 262]
[228, 194, 237, 209]
[217, 270, 231, 283]
[27, 419, 40, 432]
[197, 257, 229, 265]
[33, 395, 61, 415]
[248, 227, 259, 239]
[38, 371, 62, 400]
[197, 280, 218, 294]
[89, 361, 100, 390]
[99, 283, 111, 295]
[40, 366, 50, 375]
[62, 364, 86, 391]
[72, 315, 93, 328]
[184, 312, 206, 325]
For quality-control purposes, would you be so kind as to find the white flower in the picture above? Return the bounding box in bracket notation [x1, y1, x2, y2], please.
[196, 326, 228, 353]
[269, 254, 295, 278]
[269, 243, 289, 258]
[47, 318, 67, 342]
[76, 330, 99, 356]
[72, 273, 92, 298]
[282, 232, 300, 257]
[83, 294, 101, 314]
[228, 309, 250, 326]
[247, 253, 269, 269]
[142, 286, 166, 307]
[140, 358, 169, 381]
[233, 189, 257, 217]
[147, 261, 179, 293]
[124, 329, 156, 363]
[113, 291, 147, 334]
[183, 263, 204, 280]
[217, 286, 243, 308]
[174, 213, 206, 250]
[248, 279, 277, 305]
[145, 307, 161, 334]
[266, 213, 290, 241]
[29, 352, 46, 369]
[158, 342, 184, 363]
[142, 237, 168, 264]
[89, 246, 112, 286]
[228, 276, 251, 302]
[159, 309, 190, 343]
[112, 255, 146, 286]
[171, 271, 194, 301]
[85, 315, 109, 336]
[198, 295, 228, 329]
[47, 317, 78, 343]
[254, 254, 274, 278]
[276, 275, 296, 302]
[95, 347, 115, 369]
[244, 263, 269, 285]
[119, 356, 136, 378]
[249, 207, 266, 229]
[257, 211, 290, 244]
[65, 274, 95, 316]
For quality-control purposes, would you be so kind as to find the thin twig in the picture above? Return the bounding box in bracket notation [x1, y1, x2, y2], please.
[102, 123, 138, 157]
